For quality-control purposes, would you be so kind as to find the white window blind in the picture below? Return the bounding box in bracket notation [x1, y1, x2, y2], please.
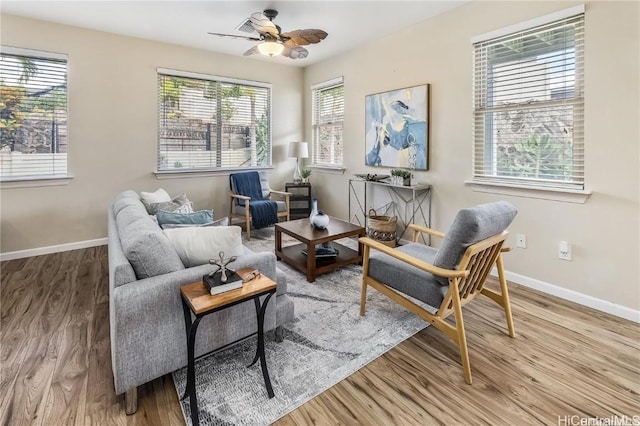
[472, 11, 584, 190]
[0, 47, 68, 181]
[157, 69, 272, 171]
[311, 77, 344, 167]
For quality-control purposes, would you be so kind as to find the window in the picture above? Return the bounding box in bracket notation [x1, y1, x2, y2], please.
[0, 47, 68, 181]
[311, 77, 344, 168]
[472, 7, 584, 191]
[157, 69, 272, 172]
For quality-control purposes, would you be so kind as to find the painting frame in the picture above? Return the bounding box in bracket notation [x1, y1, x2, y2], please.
[364, 84, 430, 171]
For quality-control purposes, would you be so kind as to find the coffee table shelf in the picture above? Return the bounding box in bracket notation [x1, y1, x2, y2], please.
[275, 217, 365, 282]
[280, 242, 360, 276]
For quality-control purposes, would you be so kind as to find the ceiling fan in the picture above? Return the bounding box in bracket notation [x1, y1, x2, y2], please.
[208, 9, 328, 59]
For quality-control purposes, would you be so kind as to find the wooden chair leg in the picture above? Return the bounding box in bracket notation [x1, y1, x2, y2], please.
[497, 254, 516, 338]
[360, 279, 368, 316]
[360, 246, 370, 316]
[450, 282, 472, 385]
[245, 210, 251, 240]
[125, 387, 138, 415]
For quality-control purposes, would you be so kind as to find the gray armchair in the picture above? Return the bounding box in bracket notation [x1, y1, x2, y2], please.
[359, 201, 518, 384]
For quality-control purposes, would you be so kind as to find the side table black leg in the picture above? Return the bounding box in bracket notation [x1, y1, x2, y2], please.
[248, 292, 275, 398]
[180, 299, 192, 401]
[182, 313, 202, 426]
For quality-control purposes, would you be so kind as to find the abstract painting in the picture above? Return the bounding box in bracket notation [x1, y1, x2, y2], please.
[365, 84, 429, 170]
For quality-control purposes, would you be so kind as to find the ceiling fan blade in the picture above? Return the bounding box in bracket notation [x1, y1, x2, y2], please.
[243, 45, 260, 56]
[208, 32, 261, 42]
[280, 29, 328, 46]
[281, 46, 309, 60]
[250, 12, 279, 37]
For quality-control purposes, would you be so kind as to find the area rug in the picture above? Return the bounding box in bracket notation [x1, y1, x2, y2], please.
[173, 227, 428, 426]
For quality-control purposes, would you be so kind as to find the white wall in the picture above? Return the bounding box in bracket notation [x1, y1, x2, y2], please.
[304, 1, 640, 312]
[0, 14, 304, 253]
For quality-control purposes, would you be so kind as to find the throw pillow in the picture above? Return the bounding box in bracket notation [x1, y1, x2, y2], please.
[163, 226, 244, 268]
[140, 188, 171, 205]
[160, 216, 229, 229]
[121, 229, 185, 278]
[147, 193, 194, 215]
[156, 209, 214, 226]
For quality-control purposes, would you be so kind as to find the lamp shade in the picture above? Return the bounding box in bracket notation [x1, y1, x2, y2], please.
[257, 41, 284, 57]
[288, 141, 309, 159]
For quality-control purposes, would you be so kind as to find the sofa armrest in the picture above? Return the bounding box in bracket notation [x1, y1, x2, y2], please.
[275, 268, 288, 296]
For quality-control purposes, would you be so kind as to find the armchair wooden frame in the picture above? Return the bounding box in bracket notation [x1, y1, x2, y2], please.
[360, 223, 516, 384]
[228, 190, 291, 240]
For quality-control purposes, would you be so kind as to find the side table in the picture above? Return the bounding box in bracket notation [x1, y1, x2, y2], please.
[285, 182, 312, 219]
[179, 269, 277, 426]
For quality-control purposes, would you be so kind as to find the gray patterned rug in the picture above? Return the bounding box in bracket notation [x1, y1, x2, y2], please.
[173, 227, 427, 426]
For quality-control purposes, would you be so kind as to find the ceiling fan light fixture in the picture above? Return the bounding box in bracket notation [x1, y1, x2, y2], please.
[257, 40, 284, 56]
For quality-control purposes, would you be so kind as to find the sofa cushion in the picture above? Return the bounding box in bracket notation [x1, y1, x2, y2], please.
[116, 203, 159, 235]
[433, 201, 517, 284]
[140, 188, 171, 212]
[113, 190, 142, 215]
[156, 209, 214, 227]
[121, 229, 185, 279]
[161, 217, 229, 229]
[163, 226, 244, 268]
[147, 193, 193, 215]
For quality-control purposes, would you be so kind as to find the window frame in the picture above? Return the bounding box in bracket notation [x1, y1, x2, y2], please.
[470, 6, 586, 194]
[156, 68, 273, 175]
[0, 46, 70, 184]
[311, 76, 344, 169]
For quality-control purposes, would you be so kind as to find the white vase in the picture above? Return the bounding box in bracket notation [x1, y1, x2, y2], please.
[309, 198, 329, 229]
[311, 211, 330, 230]
[309, 198, 318, 220]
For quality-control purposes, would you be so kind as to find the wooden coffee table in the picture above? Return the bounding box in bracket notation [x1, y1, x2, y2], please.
[275, 217, 365, 282]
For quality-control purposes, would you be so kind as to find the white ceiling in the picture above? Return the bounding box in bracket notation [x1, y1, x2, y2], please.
[1, 1, 469, 67]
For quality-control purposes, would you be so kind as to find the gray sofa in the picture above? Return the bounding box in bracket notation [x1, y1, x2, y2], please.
[107, 190, 294, 413]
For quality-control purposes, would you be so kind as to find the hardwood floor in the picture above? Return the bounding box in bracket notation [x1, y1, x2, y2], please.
[1, 246, 638, 425]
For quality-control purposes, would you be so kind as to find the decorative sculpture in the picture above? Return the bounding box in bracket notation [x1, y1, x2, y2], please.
[208, 251, 238, 283]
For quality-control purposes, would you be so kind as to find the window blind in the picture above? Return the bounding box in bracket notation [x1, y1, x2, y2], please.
[0, 47, 68, 181]
[157, 69, 272, 171]
[472, 13, 584, 190]
[311, 77, 344, 167]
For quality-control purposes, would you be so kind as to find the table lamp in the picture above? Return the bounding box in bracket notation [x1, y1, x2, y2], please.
[288, 141, 309, 183]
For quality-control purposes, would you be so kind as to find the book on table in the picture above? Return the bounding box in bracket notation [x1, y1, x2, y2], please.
[203, 270, 243, 295]
[301, 244, 339, 259]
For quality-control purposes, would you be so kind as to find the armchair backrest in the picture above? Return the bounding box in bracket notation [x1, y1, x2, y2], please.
[433, 201, 517, 284]
[230, 171, 272, 206]
[257, 171, 271, 198]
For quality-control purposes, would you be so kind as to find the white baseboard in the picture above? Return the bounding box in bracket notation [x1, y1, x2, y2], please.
[492, 269, 640, 323]
[0, 238, 107, 262]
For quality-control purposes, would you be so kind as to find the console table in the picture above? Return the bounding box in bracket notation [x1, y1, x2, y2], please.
[348, 179, 431, 244]
[285, 182, 312, 219]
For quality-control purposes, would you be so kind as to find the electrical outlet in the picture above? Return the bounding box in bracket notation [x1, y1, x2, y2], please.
[516, 234, 527, 249]
[558, 241, 572, 261]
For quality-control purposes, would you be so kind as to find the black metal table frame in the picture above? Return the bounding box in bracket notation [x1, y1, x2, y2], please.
[180, 288, 276, 426]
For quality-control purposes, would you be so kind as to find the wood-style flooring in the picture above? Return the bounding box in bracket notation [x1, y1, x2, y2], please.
[1, 246, 638, 425]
